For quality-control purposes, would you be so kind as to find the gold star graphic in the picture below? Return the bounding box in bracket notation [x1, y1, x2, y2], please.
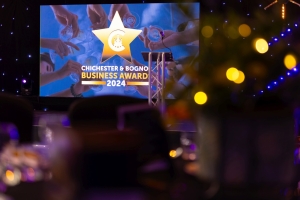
[92, 11, 142, 63]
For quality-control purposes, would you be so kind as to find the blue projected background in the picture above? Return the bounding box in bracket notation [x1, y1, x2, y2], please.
[40, 3, 199, 98]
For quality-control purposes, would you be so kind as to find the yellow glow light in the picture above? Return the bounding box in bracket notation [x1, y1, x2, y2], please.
[234, 71, 245, 84]
[255, 38, 269, 54]
[284, 54, 297, 69]
[6, 170, 14, 181]
[194, 91, 207, 105]
[226, 67, 239, 81]
[238, 24, 251, 37]
[169, 150, 177, 158]
[3, 168, 21, 186]
[201, 26, 213, 38]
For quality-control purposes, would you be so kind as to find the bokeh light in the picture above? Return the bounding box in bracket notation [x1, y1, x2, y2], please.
[3, 168, 21, 186]
[201, 26, 213, 38]
[194, 91, 207, 105]
[255, 38, 269, 54]
[169, 148, 183, 158]
[234, 71, 245, 84]
[169, 150, 177, 158]
[226, 67, 239, 81]
[284, 54, 297, 69]
[6, 170, 14, 181]
[238, 24, 251, 37]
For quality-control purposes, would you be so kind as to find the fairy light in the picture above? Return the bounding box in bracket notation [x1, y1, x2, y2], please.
[282, 4, 285, 19]
[253, 65, 300, 97]
[0, 4, 34, 94]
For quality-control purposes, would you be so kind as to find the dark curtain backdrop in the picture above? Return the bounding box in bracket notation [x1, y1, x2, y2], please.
[0, 0, 40, 95]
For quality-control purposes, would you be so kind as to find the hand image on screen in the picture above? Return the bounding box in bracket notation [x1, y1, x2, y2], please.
[138, 26, 174, 49]
[50, 75, 90, 97]
[68, 54, 98, 84]
[138, 27, 150, 48]
[56, 60, 82, 80]
[46, 42, 86, 84]
[40, 53, 90, 97]
[40, 53, 55, 75]
[41, 38, 79, 59]
[150, 22, 199, 51]
[80, 54, 104, 92]
[139, 21, 199, 51]
[50, 5, 80, 39]
[40, 55, 81, 86]
[70, 76, 91, 96]
[108, 4, 136, 28]
[87, 4, 108, 30]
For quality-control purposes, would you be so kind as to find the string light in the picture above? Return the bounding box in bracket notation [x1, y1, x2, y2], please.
[252, 0, 299, 97]
[253, 65, 299, 97]
[282, 4, 285, 19]
[268, 26, 297, 46]
[254, 23, 299, 96]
